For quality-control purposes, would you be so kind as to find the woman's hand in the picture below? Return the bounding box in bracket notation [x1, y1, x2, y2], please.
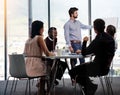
[49, 52, 55, 56]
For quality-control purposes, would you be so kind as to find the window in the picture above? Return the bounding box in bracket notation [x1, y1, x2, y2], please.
[32, 0, 48, 37]
[0, 0, 4, 80]
[6, 0, 28, 79]
[7, 0, 28, 54]
[50, 0, 89, 78]
[1, 0, 120, 80]
[92, 0, 120, 76]
[51, 0, 89, 48]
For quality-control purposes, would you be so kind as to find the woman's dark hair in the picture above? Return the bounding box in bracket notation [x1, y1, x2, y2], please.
[48, 27, 56, 36]
[94, 19, 105, 33]
[31, 20, 43, 38]
[69, 7, 78, 17]
[106, 25, 116, 37]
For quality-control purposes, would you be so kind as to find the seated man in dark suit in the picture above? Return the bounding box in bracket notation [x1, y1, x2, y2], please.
[45, 27, 67, 85]
[69, 19, 115, 95]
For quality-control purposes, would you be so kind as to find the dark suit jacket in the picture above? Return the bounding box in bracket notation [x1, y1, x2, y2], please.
[44, 37, 57, 51]
[82, 32, 115, 74]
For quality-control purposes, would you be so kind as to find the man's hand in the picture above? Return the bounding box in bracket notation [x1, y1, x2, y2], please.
[69, 46, 74, 53]
[76, 50, 81, 54]
[83, 36, 89, 42]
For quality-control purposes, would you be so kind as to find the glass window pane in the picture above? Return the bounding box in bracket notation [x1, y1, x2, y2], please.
[92, 0, 120, 76]
[32, 0, 48, 37]
[0, 0, 4, 80]
[51, 0, 89, 48]
[50, 0, 89, 78]
[7, 0, 28, 54]
[7, 0, 28, 77]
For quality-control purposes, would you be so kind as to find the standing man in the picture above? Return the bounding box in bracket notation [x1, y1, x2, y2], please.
[64, 7, 92, 68]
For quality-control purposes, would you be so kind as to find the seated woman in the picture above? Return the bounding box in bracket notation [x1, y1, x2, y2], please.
[24, 20, 54, 95]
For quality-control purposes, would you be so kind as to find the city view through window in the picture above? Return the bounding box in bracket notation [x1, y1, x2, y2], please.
[0, 0, 120, 80]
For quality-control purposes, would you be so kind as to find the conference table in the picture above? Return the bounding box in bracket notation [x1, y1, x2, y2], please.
[44, 53, 84, 95]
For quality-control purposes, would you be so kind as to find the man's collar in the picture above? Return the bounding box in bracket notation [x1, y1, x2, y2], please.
[70, 19, 76, 23]
[48, 36, 53, 41]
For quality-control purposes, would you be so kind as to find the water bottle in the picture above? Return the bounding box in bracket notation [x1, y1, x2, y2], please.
[64, 45, 70, 55]
[55, 43, 59, 55]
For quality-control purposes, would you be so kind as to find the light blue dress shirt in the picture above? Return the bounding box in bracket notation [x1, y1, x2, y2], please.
[64, 19, 92, 46]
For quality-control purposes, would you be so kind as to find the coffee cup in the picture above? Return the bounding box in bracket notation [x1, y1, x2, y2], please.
[57, 49, 62, 56]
